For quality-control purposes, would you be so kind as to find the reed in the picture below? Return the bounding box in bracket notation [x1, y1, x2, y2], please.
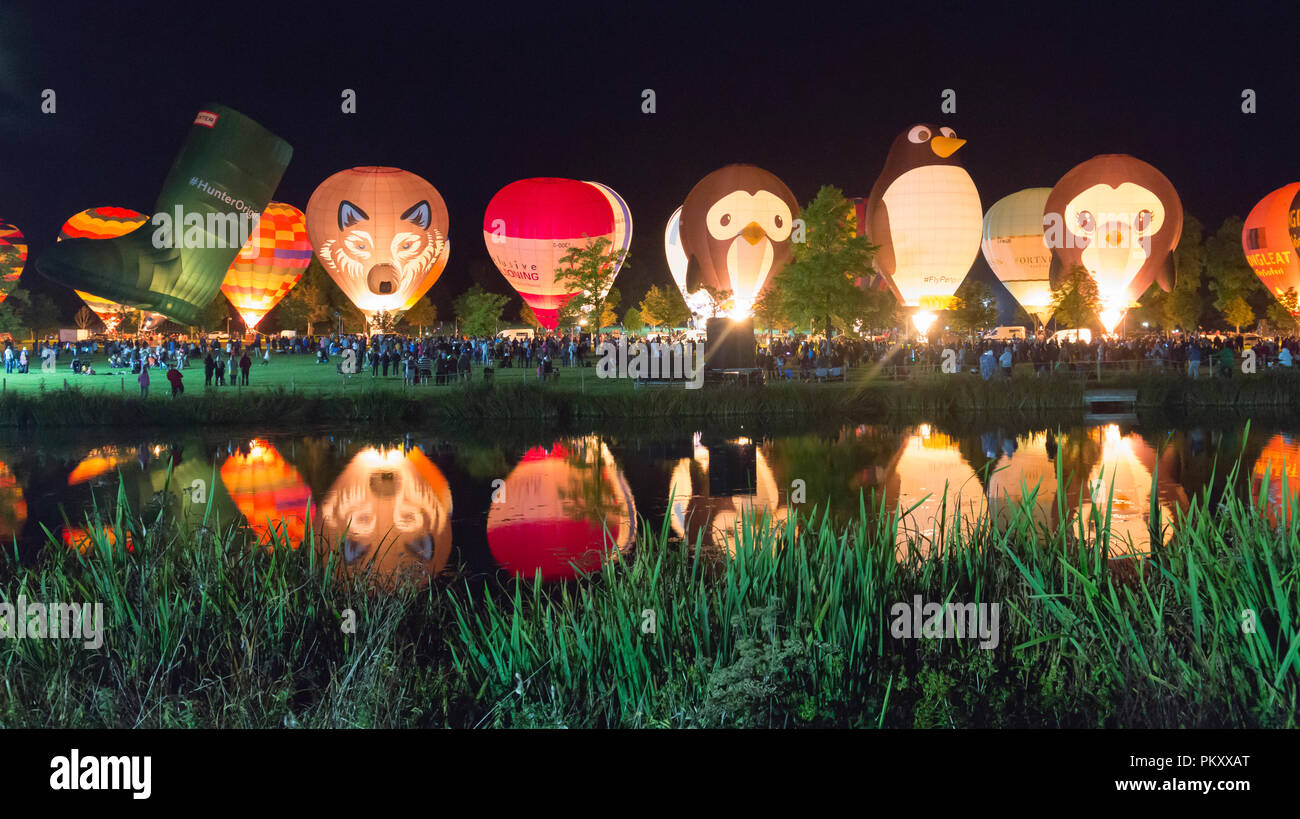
[1, 446, 1295, 728]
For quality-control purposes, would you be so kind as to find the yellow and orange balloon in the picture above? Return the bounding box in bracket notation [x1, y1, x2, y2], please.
[221, 202, 312, 331]
[0, 221, 27, 305]
[57, 207, 164, 332]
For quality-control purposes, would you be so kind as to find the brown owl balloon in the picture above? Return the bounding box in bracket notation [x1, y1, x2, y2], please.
[1043, 154, 1182, 333]
[679, 164, 800, 318]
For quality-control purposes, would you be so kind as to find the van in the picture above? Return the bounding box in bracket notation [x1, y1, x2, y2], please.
[983, 326, 1027, 341]
[497, 327, 535, 342]
[1050, 328, 1092, 344]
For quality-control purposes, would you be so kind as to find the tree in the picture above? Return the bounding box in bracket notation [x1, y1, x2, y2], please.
[598, 287, 620, 330]
[20, 292, 61, 338]
[270, 258, 337, 334]
[1164, 215, 1206, 331]
[623, 307, 644, 335]
[1206, 216, 1264, 328]
[454, 284, 510, 338]
[0, 291, 29, 338]
[949, 278, 998, 336]
[194, 294, 232, 333]
[74, 305, 96, 331]
[554, 236, 627, 331]
[763, 185, 877, 337]
[369, 310, 398, 335]
[1265, 301, 1297, 333]
[519, 303, 543, 330]
[402, 298, 437, 334]
[752, 286, 795, 333]
[1050, 265, 1101, 329]
[113, 306, 141, 335]
[1223, 295, 1255, 333]
[638, 284, 689, 329]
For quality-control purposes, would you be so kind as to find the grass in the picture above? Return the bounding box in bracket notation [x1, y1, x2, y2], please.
[3, 353, 1300, 427]
[0, 438, 1295, 728]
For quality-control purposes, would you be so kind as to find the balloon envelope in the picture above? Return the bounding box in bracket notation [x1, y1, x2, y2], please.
[222, 202, 312, 330]
[57, 207, 156, 332]
[220, 438, 313, 548]
[306, 167, 450, 318]
[1242, 183, 1300, 313]
[981, 188, 1054, 323]
[482, 177, 615, 329]
[0, 222, 26, 305]
[679, 164, 799, 318]
[1044, 154, 1182, 332]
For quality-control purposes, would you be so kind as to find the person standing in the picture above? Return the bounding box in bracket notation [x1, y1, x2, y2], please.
[138, 365, 150, 397]
[204, 351, 215, 386]
[239, 352, 252, 385]
[166, 364, 184, 397]
[214, 354, 226, 386]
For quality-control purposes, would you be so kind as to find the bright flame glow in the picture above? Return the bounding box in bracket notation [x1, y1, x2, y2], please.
[1099, 303, 1126, 334]
[912, 310, 937, 334]
[729, 298, 754, 321]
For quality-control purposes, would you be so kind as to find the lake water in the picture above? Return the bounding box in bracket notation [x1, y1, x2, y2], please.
[1, 417, 1294, 583]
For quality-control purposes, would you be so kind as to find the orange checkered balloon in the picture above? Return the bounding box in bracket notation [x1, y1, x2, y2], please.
[0, 221, 27, 305]
[221, 202, 312, 331]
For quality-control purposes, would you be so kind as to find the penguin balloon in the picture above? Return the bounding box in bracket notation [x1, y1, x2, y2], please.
[866, 124, 982, 335]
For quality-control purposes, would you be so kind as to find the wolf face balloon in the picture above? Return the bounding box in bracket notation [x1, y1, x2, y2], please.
[1043, 154, 1182, 332]
[306, 166, 450, 317]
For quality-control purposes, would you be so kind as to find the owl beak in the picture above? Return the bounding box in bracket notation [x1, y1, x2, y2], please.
[741, 222, 765, 245]
[930, 136, 966, 158]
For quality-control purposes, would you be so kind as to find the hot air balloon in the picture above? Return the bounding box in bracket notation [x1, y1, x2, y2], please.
[0, 222, 26, 305]
[679, 164, 799, 319]
[866, 124, 982, 335]
[664, 205, 715, 322]
[1242, 183, 1300, 314]
[306, 166, 450, 321]
[981, 188, 1055, 326]
[482, 178, 616, 330]
[487, 439, 635, 581]
[586, 181, 632, 279]
[1043, 154, 1182, 334]
[221, 202, 312, 331]
[220, 438, 313, 548]
[56, 207, 162, 333]
[37, 103, 292, 325]
[316, 445, 452, 589]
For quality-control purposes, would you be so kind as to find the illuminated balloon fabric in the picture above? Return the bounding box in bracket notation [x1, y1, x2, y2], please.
[219, 439, 313, 547]
[221, 202, 312, 330]
[0, 222, 26, 305]
[306, 166, 450, 317]
[586, 181, 632, 282]
[0, 459, 26, 542]
[1043, 154, 1182, 331]
[1242, 183, 1300, 312]
[56, 207, 152, 331]
[981, 188, 1054, 323]
[316, 446, 452, 588]
[1251, 434, 1300, 526]
[678, 164, 799, 317]
[866, 124, 982, 320]
[36, 103, 293, 325]
[664, 205, 715, 321]
[486, 441, 636, 581]
[482, 178, 615, 330]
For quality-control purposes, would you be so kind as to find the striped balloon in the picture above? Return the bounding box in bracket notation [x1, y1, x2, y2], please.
[0, 221, 27, 304]
[56, 207, 157, 331]
[222, 202, 311, 331]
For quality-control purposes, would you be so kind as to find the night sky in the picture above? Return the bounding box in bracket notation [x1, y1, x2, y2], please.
[2, 1, 1297, 323]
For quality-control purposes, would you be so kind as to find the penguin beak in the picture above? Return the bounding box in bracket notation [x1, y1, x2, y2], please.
[930, 136, 966, 158]
[741, 222, 765, 245]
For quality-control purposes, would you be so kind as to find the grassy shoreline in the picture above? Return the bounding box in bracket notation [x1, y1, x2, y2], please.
[1, 366, 1299, 428]
[1, 454, 1295, 728]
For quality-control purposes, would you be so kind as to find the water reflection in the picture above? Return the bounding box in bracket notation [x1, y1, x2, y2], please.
[0, 419, 1279, 586]
[486, 439, 635, 581]
[1251, 434, 1300, 526]
[317, 446, 453, 588]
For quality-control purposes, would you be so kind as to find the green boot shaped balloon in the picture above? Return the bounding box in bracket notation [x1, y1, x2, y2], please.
[38, 104, 292, 325]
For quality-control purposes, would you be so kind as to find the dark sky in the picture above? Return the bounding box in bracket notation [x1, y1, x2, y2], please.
[2, 0, 1298, 322]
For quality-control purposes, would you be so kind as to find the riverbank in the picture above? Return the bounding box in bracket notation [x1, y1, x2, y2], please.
[1, 361, 1299, 427]
[1, 458, 1293, 728]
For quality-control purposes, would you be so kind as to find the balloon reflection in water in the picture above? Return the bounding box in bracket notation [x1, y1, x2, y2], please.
[986, 431, 1060, 529]
[0, 460, 27, 543]
[219, 439, 313, 548]
[316, 446, 453, 588]
[67, 446, 139, 485]
[668, 433, 786, 554]
[889, 426, 984, 557]
[487, 439, 636, 581]
[1077, 425, 1176, 555]
[1250, 434, 1300, 526]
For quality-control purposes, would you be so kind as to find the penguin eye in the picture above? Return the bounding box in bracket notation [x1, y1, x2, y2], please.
[1134, 210, 1153, 232]
[1076, 211, 1095, 232]
[939, 127, 956, 138]
[774, 214, 783, 229]
[908, 125, 931, 143]
[720, 213, 731, 227]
